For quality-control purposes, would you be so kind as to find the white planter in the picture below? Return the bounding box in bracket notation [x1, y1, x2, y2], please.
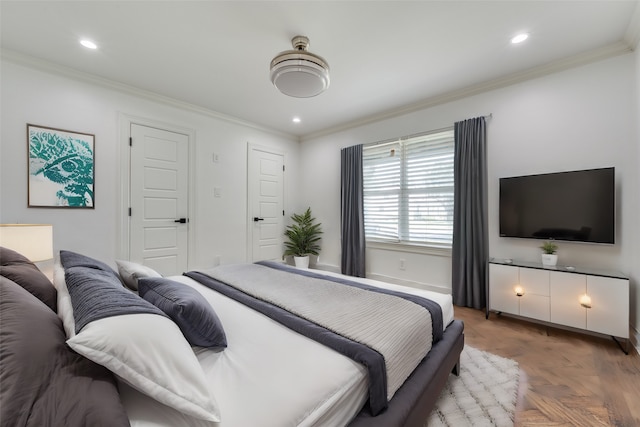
[541, 254, 558, 266]
[294, 256, 310, 269]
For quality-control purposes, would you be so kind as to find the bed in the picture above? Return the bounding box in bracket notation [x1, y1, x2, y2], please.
[0, 247, 464, 427]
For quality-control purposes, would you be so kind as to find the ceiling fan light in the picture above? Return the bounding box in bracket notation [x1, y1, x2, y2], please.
[270, 36, 330, 98]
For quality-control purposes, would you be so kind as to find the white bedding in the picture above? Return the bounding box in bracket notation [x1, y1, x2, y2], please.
[121, 267, 454, 427]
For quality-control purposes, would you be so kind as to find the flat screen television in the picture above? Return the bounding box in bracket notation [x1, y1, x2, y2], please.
[499, 167, 615, 244]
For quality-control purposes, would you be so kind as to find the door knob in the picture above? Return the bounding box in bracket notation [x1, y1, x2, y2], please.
[174, 218, 188, 223]
[253, 217, 264, 222]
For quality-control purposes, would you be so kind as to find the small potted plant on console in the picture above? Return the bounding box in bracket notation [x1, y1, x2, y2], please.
[540, 241, 558, 266]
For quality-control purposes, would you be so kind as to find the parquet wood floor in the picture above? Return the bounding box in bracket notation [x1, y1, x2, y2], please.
[453, 306, 640, 427]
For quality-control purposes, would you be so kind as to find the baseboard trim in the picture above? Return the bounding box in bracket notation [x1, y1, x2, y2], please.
[312, 263, 451, 294]
[312, 263, 341, 273]
[366, 273, 450, 294]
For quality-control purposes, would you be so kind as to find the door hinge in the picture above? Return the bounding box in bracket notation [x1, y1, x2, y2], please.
[283, 165, 285, 172]
[129, 137, 132, 146]
[283, 210, 285, 216]
[128, 207, 132, 216]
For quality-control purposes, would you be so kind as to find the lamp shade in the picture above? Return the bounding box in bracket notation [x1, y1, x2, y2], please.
[0, 224, 53, 262]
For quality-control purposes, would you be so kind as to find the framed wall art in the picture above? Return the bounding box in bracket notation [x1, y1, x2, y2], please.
[27, 124, 95, 208]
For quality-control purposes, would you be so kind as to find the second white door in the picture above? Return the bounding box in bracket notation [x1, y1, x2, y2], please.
[248, 146, 284, 262]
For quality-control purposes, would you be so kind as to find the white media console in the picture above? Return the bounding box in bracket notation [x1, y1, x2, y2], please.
[488, 259, 629, 353]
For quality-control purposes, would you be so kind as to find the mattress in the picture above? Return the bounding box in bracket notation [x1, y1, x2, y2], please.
[309, 269, 455, 329]
[121, 268, 455, 427]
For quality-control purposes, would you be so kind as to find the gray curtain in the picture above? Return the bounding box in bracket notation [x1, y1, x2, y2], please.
[452, 117, 488, 309]
[340, 144, 366, 277]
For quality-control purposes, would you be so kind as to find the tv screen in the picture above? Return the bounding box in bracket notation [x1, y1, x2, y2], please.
[499, 167, 615, 244]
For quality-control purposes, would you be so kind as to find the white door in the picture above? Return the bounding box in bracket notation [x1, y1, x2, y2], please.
[248, 146, 284, 262]
[130, 124, 189, 275]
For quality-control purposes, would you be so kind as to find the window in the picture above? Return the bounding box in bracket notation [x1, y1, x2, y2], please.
[363, 128, 454, 248]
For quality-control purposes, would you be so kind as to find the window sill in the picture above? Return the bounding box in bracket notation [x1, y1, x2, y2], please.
[366, 241, 452, 257]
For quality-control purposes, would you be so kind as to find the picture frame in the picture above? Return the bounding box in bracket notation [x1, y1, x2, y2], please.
[27, 124, 95, 208]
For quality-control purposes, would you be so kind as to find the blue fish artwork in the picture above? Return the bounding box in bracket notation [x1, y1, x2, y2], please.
[28, 126, 94, 207]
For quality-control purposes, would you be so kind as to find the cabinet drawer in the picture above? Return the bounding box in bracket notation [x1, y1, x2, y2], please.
[586, 276, 629, 338]
[489, 264, 519, 315]
[520, 294, 550, 321]
[550, 271, 586, 330]
[520, 268, 550, 296]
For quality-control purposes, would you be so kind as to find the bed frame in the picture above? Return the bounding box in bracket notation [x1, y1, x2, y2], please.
[349, 319, 465, 427]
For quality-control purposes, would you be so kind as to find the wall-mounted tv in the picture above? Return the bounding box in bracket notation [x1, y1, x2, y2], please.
[499, 167, 615, 244]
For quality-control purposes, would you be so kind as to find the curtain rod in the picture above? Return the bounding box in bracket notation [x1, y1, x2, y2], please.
[366, 126, 454, 148]
[461, 113, 492, 121]
[364, 114, 492, 148]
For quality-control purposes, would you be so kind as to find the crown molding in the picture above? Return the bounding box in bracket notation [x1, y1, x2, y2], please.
[2, 40, 632, 145]
[0, 49, 296, 141]
[301, 41, 633, 141]
[624, 1, 640, 49]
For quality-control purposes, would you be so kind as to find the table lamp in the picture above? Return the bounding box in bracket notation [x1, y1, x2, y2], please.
[0, 224, 54, 262]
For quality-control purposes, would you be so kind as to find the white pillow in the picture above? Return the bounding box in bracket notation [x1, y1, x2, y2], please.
[67, 313, 221, 422]
[116, 260, 162, 291]
[52, 259, 76, 338]
[57, 251, 220, 422]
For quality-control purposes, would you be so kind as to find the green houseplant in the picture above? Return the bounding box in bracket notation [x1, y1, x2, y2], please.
[540, 241, 558, 266]
[283, 207, 322, 268]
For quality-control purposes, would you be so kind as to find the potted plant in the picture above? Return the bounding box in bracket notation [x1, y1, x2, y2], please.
[283, 207, 322, 268]
[540, 241, 558, 266]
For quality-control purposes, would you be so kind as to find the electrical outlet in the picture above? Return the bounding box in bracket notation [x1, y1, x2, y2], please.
[214, 187, 222, 198]
[212, 152, 219, 163]
[213, 255, 221, 266]
[399, 259, 406, 270]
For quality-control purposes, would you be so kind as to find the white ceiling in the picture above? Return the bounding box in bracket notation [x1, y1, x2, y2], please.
[1, 1, 639, 140]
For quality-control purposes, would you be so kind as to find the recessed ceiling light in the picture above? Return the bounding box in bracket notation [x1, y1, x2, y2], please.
[292, 117, 301, 123]
[80, 39, 97, 49]
[511, 33, 529, 44]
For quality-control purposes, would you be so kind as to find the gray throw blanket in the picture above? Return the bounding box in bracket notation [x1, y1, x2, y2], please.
[189, 263, 439, 414]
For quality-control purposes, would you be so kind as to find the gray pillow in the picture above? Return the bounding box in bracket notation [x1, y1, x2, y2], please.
[60, 250, 121, 280]
[59, 250, 115, 271]
[60, 250, 165, 333]
[138, 277, 227, 348]
[0, 247, 57, 312]
[115, 260, 162, 291]
[0, 277, 130, 426]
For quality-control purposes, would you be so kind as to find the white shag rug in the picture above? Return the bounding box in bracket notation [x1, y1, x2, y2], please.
[426, 346, 520, 427]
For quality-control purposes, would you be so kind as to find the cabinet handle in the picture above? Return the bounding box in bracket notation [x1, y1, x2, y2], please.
[579, 294, 592, 309]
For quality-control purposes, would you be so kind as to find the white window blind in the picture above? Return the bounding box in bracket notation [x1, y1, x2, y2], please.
[363, 129, 454, 247]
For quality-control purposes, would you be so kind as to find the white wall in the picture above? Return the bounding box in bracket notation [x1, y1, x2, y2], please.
[300, 54, 638, 325]
[1, 50, 637, 332]
[0, 60, 300, 269]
